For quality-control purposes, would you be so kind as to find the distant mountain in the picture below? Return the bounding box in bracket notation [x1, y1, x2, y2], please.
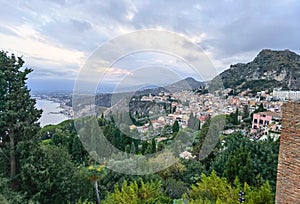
[95, 77, 204, 107]
[166, 77, 205, 92]
[210, 49, 300, 92]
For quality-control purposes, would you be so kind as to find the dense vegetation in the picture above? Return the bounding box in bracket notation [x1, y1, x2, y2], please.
[0, 51, 280, 203]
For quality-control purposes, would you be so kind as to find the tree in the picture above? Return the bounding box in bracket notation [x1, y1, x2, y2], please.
[151, 138, 156, 154]
[187, 171, 237, 203]
[223, 148, 255, 185]
[18, 144, 91, 203]
[211, 132, 280, 191]
[102, 180, 171, 204]
[231, 108, 239, 125]
[242, 105, 249, 119]
[141, 141, 149, 154]
[86, 164, 106, 204]
[172, 120, 179, 134]
[162, 178, 188, 199]
[186, 171, 274, 204]
[172, 106, 177, 113]
[257, 103, 265, 112]
[0, 51, 42, 187]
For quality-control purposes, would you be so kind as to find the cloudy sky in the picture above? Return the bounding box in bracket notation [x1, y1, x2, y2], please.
[1, 0, 300, 92]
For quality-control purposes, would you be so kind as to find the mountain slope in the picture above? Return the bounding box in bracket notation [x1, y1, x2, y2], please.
[95, 77, 204, 107]
[212, 49, 300, 91]
[165, 77, 205, 92]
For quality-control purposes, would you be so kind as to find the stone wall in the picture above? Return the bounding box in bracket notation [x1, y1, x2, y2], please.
[276, 102, 300, 203]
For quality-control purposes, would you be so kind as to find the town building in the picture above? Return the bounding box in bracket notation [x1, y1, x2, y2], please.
[251, 111, 281, 131]
[272, 89, 300, 100]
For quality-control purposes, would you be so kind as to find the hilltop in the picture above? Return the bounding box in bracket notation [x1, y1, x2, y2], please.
[211, 49, 300, 92]
[95, 77, 204, 107]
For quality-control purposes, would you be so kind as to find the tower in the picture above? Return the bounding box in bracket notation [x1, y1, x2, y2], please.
[276, 102, 300, 203]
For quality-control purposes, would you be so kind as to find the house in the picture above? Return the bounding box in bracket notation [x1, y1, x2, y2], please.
[251, 111, 281, 133]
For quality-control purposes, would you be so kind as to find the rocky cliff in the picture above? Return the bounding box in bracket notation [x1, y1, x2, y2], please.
[213, 49, 300, 92]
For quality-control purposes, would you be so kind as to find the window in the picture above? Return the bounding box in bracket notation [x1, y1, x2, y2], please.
[259, 120, 264, 124]
[253, 119, 258, 123]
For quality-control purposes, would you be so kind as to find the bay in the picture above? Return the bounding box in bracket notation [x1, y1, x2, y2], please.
[35, 99, 69, 127]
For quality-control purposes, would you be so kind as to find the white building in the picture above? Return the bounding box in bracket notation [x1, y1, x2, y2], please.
[272, 89, 300, 101]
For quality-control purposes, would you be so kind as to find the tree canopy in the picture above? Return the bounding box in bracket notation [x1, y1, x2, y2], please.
[0, 51, 41, 187]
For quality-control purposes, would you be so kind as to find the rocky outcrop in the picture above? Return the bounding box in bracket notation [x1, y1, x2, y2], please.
[212, 49, 300, 92]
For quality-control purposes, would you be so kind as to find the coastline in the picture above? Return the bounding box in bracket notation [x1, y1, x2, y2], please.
[34, 97, 71, 127]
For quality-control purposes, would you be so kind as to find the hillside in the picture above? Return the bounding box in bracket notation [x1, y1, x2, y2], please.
[165, 77, 205, 92]
[95, 77, 204, 107]
[212, 49, 300, 92]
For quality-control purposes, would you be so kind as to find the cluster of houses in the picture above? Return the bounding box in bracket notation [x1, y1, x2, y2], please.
[131, 88, 292, 142]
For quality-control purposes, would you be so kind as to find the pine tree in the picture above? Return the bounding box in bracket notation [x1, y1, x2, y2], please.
[0, 51, 41, 187]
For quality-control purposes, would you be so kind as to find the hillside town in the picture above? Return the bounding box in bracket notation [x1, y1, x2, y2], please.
[127, 88, 300, 142]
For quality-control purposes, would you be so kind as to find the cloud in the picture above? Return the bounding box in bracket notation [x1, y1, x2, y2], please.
[38, 19, 95, 50]
[1, 0, 300, 91]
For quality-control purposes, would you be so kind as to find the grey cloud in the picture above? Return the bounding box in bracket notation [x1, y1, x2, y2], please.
[1, 0, 300, 87]
[38, 18, 101, 51]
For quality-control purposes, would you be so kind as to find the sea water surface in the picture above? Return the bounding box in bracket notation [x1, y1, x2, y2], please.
[35, 99, 69, 127]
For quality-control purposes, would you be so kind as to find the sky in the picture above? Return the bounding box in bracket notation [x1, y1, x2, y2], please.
[1, 0, 300, 92]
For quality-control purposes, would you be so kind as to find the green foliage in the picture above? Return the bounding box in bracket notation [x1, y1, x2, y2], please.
[193, 115, 225, 166]
[38, 121, 89, 164]
[102, 180, 172, 204]
[98, 169, 163, 200]
[227, 108, 239, 125]
[18, 143, 92, 203]
[192, 117, 210, 156]
[76, 198, 93, 204]
[180, 159, 206, 184]
[86, 164, 106, 181]
[241, 79, 279, 91]
[211, 132, 279, 191]
[172, 120, 180, 134]
[151, 138, 156, 154]
[158, 161, 186, 180]
[187, 171, 237, 203]
[223, 148, 255, 185]
[163, 178, 189, 199]
[0, 194, 9, 204]
[0, 51, 280, 203]
[186, 171, 274, 204]
[0, 51, 42, 184]
[100, 117, 141, 154]
[0, 175, 26, 204]
[242, 105, 250, 119]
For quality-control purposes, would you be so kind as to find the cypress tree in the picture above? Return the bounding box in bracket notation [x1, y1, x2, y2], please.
[151, 138, 156, 154]
[0, 51, 42, 187]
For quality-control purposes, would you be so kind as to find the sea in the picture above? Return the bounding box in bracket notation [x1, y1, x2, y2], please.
[35, 99, 69, 127]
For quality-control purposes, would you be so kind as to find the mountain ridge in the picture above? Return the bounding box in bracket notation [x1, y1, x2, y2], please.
[95, 77, 204, 107]
[210, 49, 300, 92]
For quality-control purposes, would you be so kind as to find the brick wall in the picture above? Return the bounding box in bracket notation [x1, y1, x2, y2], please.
[276, 102, 300, 203]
